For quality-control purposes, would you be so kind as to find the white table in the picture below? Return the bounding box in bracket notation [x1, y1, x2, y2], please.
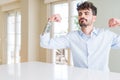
[0, 62, 120, 80]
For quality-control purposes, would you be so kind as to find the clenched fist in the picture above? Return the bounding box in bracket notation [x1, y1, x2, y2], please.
[108, 18, 120, 27]
[48, 14, 62, 22]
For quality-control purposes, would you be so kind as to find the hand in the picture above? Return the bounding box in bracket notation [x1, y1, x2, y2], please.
[48, 14, 62, 22]
[108, 18, 120, 27]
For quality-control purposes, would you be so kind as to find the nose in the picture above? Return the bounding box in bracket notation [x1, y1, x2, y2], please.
[78, 14, 85, 20]
[79, 13, 86, 20]
[80, 13, 85, 18]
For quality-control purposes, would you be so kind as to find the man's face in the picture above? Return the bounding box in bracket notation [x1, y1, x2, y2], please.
[78, 9, 96, 27]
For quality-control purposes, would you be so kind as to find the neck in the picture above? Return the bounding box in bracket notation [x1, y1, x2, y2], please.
[81, 26, 93, 35]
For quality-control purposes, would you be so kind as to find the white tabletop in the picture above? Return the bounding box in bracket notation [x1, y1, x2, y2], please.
[0, 62, 120, 80]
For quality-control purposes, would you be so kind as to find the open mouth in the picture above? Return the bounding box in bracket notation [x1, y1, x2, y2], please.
[79, 18, 88, 27]
[80, 20, 84, 23]
[80, 19, 86, 24]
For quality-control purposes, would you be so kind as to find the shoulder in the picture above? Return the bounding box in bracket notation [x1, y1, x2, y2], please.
[95, 27, 113, 33]
[95, 27, 117, 36]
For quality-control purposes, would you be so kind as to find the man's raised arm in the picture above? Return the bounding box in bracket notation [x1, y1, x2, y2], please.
[41, 14, 62, 35]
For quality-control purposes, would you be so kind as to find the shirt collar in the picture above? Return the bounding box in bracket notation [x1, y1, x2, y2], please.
[79, 27, 98, 36]
[92, 27, 98, 36]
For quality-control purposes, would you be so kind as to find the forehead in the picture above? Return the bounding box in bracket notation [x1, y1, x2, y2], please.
[78, 8, 92, 13]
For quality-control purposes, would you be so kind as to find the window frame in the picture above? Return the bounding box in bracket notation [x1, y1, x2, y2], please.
[5, 10, 21, 64]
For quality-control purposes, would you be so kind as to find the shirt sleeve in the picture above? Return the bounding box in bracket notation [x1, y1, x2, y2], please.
[111, 34, 120, 49]
[40, 22, 70, 49]
[106, 29, 120, 49]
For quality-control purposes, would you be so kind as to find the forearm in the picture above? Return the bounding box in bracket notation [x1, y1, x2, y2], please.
[117, 19, 120, 26]
[41, 21, 52, 35]
[40, 21, 52, 48]
[118, 20, 120, 26]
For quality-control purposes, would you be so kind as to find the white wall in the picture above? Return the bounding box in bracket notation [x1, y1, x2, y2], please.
[89, 0, 120, 72]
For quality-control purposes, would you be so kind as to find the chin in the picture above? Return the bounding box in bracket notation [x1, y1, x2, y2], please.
[80, 24, 87, 28]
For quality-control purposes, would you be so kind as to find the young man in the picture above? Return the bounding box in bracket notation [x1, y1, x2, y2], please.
[40, 1, 120, 72]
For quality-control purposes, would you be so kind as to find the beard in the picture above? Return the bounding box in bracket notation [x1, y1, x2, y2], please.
[79, 18, 88, 27]
[79, 22, 87, 27]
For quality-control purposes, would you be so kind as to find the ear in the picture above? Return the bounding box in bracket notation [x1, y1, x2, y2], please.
[93, 16, 96, 22]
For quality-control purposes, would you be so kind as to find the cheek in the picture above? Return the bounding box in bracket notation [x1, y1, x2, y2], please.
[78, 16, 81, 20]
[78, 17, 81, 22]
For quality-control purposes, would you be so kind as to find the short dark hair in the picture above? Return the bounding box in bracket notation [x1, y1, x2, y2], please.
[77, 1, 97, 16]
